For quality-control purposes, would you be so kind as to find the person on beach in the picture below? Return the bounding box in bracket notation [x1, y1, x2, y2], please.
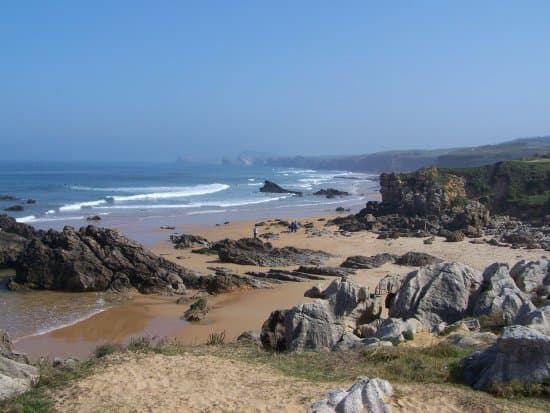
[253, 225, 258, 239]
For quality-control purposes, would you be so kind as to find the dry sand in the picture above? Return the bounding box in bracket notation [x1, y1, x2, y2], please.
[52, 351, 543, 413]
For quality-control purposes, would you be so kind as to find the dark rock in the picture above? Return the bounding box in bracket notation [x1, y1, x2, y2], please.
[313, 188, 350, 198]
[304, 284, 324, 298]
[297, 266, 355, 278]
[86, 215, 101, 221]
[395, 252, 442, 267]
[246, 269, 325, 282]
[259, 180, 302, 196]
[25, 199, 36, 204]
[446, 231, 465, 242]
[0, 195, 18, 201]
[423, 236, 435, 245]
[4, 205, 23, 212]
[340, 254, 398, 269]
[0, 215, 200, 294]
[183, 298, 208, 321]
[170, 233, 210, 249]
[237, 330, 261, 344]
[215, 238, 330, 267]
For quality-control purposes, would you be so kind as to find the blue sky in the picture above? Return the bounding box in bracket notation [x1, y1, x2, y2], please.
[1, 1, 549, 161]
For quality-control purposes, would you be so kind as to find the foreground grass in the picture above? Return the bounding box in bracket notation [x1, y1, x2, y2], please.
[1, 337, 548, 413]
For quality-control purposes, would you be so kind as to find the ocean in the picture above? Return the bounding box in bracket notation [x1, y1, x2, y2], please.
[0, 161, 378, 342]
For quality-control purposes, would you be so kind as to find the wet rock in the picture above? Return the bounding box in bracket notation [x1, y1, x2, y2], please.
[246, 269, 325, 282]
[259, 180, 302, 196]
[215, 238, 330, 267]
[313, 188, 350, 198]
[4, 205, 23, 212]
[340, 254, 397, 269]
[183, 298, 209, 322]
[0, 195, 18, 201]
[86, 215, 101, 221]
[307, 377, 393, 413]
[395, 251, 442, 267]
[389, 262, 482, 329]
[25, 199, 36, 204]
[297, 266, 355, 278]
[170, 233, 210, 249]
[461, 325, 550, 391]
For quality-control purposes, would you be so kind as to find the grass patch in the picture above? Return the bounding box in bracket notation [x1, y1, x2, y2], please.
[94, 343, 122, 358]
[206, 330, 226, 346]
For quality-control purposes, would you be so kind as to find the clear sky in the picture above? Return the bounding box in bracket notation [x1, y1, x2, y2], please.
[1, 1, 549, 161]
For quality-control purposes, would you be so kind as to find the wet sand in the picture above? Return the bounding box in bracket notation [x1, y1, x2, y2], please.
[13, 213, 548, 359]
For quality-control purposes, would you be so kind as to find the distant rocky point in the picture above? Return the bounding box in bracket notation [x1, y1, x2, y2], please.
[259, 180, 302, 196]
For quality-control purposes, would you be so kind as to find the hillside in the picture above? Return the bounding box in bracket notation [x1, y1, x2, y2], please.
[227, 136, 550, 172]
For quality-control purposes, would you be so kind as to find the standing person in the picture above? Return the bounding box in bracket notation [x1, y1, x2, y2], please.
[253, 225, 258, 239]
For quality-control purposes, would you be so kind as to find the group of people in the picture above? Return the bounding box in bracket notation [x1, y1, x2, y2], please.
[252, 219, 299, 238]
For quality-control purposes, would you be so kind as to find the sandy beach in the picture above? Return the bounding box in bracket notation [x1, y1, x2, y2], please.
[14, 213, 547, 359]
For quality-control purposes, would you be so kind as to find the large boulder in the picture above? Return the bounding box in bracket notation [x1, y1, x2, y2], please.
[510, 259, 550, 299]
[260, 300, 346, 352]
[470, 263, 533, 326]
[307, 377, 393, 413]
[261, 277, 380, 351]
[373, 317, 426, 343]
[389, 262, 482, 330]
[461, 325, 550, 390]
[395, 251, 442, 267]
[340, 254, 397, 269]
[514, 300, 550, 334]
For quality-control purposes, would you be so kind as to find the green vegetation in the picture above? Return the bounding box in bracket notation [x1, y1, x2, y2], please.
[1, 338, 548, 412]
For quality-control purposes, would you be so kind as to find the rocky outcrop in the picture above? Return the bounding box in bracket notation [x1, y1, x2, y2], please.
[0, 215, 201, 294]
[461, 325, 550, 390]
[0, 330, 39, 401]
[183, 298, 209, 321]
[214, 238, 330, 267]
[514, 300, 550, 334]
[394, 251, 442, 267]
[470, 263, 533, 326]
[261, 277, 381, 351]
[307, 377, 393, 413]
[170, 233, 210, 249]
[259, 180, 302, 196]
[369, 317, 425, 343]
[340, 254, 397, 269]
[389, 262, 482, 329]
[3, 205, 23, 212]
[510, 259, 550, 299]
[313, 188, 350, 198]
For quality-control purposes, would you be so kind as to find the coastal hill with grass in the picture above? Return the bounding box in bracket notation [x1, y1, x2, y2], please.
[226, 136, 550, 173]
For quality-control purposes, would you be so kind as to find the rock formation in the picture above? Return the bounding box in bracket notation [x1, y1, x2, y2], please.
[0, 330, 39, 401]
[259, 180, 302, 196]
[307, 377, 393, 413]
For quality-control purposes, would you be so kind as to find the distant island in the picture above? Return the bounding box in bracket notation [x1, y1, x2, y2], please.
[223, 135, 550, 172]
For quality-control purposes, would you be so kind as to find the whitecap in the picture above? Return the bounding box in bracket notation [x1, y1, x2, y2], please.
[106, 183, 229, 202]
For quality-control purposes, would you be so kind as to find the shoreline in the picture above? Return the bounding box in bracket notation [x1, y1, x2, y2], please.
[12, 211, 548, 360]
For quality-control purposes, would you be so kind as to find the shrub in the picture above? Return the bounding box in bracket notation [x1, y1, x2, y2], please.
[206, 330, 226, 346]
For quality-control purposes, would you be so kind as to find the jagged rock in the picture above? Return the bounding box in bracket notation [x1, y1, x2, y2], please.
[170, 233, 210, 249]
[3, 205, 23, 212]
[0, 330, 39, 401]
[389, 262, 482, 329]
[259, 180, 302, 196]
[470, 263, 533, 326]
[0, 215, 200, 294]
[461, 325, 550, 390]
[215, 238, 330, 267]
[183, 298, 209, 321]
[340, 254, 397, 269]
[370, 318, 425, 343]
[395, 251, 442, 267]
[236, 330, 261, 344]
[307, 377, 393, 413]
[444, 332, 498, 348]
[510, 259, 550, 299]
[304, 284, 324, 298]
[446, 231, 465, 242]
[261, 277, 380, 351]
[297, 266, 355, 278]
[514, 300, 550, 334]
[313, 188, 350, 198]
